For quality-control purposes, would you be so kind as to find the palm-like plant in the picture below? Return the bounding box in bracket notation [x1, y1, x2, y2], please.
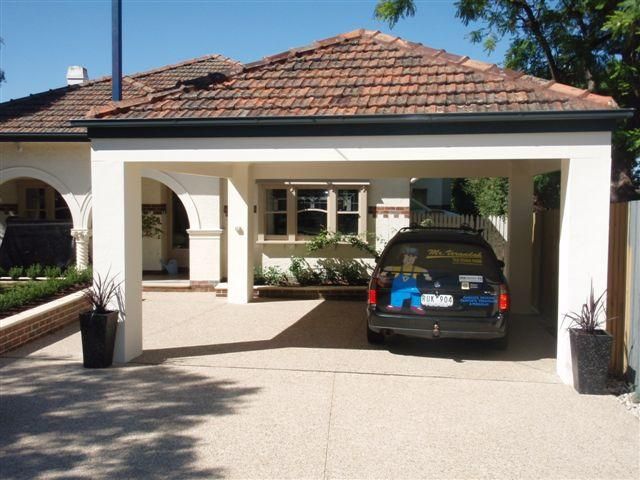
[83, 273, 121, 314]
[564, 281, 610, 334]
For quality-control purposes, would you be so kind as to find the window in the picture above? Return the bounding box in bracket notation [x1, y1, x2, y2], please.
[297, 188, 328, 236]
[265, 189, 287, 236]
[259, 182, 367, 241]
[337, 189, 359, 235]
[24, 188, 47, 219]
[171, 193, 189, 249]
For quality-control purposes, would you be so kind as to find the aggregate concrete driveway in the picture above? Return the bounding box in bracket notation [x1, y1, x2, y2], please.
[1, 292, 638, 479]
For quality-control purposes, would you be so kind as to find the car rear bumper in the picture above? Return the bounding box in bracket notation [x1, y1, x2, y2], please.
[367, 309, 507, 340]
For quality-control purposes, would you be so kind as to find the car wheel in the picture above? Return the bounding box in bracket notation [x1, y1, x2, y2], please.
[367, 325, 385, 344]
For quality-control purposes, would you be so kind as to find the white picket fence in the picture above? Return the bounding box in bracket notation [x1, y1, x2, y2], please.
[410, 212, 508, 241]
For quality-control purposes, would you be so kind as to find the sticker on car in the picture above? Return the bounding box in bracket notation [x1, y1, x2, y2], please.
[459, 274, 483, 283]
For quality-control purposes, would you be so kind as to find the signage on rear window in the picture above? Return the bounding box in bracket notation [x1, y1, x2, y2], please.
[425, 248, 483, 265]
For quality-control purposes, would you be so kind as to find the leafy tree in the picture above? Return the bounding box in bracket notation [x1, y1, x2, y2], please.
[375, 0, 640, 200]
[451, 178, 509, 216]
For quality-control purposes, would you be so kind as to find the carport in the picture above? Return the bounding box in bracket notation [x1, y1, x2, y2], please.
[76, 29, 631, 386]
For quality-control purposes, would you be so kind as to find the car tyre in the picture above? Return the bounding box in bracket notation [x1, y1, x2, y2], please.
[367, 325, 385, 344]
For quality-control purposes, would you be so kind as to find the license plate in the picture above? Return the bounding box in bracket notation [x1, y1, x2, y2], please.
[421, 294, 454, 308]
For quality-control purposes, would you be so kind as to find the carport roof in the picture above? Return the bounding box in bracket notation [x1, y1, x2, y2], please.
[0, 54, 241, 138]
[85, 29, 620, 123]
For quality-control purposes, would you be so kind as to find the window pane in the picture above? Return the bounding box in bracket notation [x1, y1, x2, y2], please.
[337, 214, 358, 235]
[298, 211, 327, 236]
[266, 213, 287, 235]
[26, 188, 45, 210]
[337, 189, 359, 212]
[297, 189, 328, 212]
[172, 193, 189, 248]
[297, 189, 328, 236]
[266, 189, 287, 212]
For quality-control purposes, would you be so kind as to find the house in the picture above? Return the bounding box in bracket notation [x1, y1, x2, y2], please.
[0, 29, 630, 386]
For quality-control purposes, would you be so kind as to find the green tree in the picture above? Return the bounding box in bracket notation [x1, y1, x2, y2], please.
[375, 0, 640, 200]
[451, 178, 509, 216]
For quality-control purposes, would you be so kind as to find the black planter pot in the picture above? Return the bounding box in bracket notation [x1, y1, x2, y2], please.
[79, 310, 119, 368]
[569, 328, 613, 394]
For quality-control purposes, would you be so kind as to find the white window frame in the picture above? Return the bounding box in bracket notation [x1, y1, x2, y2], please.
[258, 181, 368, 243]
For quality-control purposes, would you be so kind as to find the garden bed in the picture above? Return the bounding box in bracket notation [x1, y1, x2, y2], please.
[215, 284, 367, 300]
[0, 267, 92, 320]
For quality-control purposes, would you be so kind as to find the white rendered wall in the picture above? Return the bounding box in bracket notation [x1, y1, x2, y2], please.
[557, 153, 612, 384]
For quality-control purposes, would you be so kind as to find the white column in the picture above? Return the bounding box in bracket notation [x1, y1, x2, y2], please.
[70, 229, 91, 270]
[91, 159, 142, 363]
[507, 162, 534, 314]
[227, 164, 254, 303]
[187, 228, 223, 286]
[557, 155, 611, 384]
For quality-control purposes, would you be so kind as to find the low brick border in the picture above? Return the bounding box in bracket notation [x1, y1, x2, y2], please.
[0, 291, 90, 355]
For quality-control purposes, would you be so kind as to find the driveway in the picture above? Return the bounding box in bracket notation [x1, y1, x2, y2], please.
[1, 292, 638, 479]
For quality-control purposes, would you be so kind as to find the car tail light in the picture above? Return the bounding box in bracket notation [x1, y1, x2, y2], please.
[499, 284, 510, 312]
[368, 289, 377, 306]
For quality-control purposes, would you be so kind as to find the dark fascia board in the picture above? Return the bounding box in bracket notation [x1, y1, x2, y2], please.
[0, 133, 88, 142]
[72, 108, 632, 138]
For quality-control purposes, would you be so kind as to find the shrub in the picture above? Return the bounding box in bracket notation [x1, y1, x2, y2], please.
[254, 266, 287, 286]
[0, 268, 91, 313]
[317, 258, 370, 286]
[25, 264, 43, 280]
[8, 266, 23, 280]
[43, 266, 63, 279]
[289, 256, 323, 286]
[0, 266, 5, 278]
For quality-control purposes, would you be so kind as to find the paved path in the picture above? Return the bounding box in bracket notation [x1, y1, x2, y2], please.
[1, 293, 638, 479]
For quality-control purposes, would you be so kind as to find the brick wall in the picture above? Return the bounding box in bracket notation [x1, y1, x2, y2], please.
[0, 293, 90, 355]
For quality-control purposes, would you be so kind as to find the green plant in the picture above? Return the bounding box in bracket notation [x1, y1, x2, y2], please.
[8, 266, 22, 280]
[0, 266, 5, 278]
[289, 256, 323, 286]
[317, 258, 371, 286]
[263, 266, 287, 286]
[142, 212, 163, 239]
[563, 282, 611, 334]
[306, 229, 379, 258]
[43, 266, 62, 279]
[0, 268, 91, 313]
[25, 264, 43, 280]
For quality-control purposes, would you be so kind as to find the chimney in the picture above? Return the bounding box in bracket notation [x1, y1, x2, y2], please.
[66, 66, 88, 85]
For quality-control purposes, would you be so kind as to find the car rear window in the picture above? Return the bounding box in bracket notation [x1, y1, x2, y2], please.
[379, 241, 500, 281]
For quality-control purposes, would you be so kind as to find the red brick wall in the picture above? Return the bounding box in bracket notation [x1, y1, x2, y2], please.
[0, 295, 91, 355]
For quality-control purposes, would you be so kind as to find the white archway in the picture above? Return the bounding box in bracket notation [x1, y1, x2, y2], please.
[141, 169, 201, 230]
[0, 166, 83, 228]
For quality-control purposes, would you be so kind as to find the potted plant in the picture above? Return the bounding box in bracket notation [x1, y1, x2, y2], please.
[564, 282, 613, 394]
[80, 273, 121, 368]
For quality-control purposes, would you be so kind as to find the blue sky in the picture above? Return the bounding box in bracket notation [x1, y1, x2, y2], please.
[0, 0, 509, 102]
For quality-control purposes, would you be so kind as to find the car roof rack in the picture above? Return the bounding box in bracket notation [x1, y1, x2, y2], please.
[400, 224, 484, 235]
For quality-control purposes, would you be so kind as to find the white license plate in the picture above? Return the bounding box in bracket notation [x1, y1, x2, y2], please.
[421, 294, 454, 308]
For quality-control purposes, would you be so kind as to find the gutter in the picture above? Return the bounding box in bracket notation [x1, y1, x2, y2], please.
[71, 109, 634, 129]
[0, 133, 88, 142]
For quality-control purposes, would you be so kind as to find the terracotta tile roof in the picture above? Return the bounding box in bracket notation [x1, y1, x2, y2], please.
[0, 54, 241, 135]
[89, 29, 618, 121]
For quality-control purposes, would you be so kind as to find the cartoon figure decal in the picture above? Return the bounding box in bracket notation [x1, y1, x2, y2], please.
[382, 246, 428, 314]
